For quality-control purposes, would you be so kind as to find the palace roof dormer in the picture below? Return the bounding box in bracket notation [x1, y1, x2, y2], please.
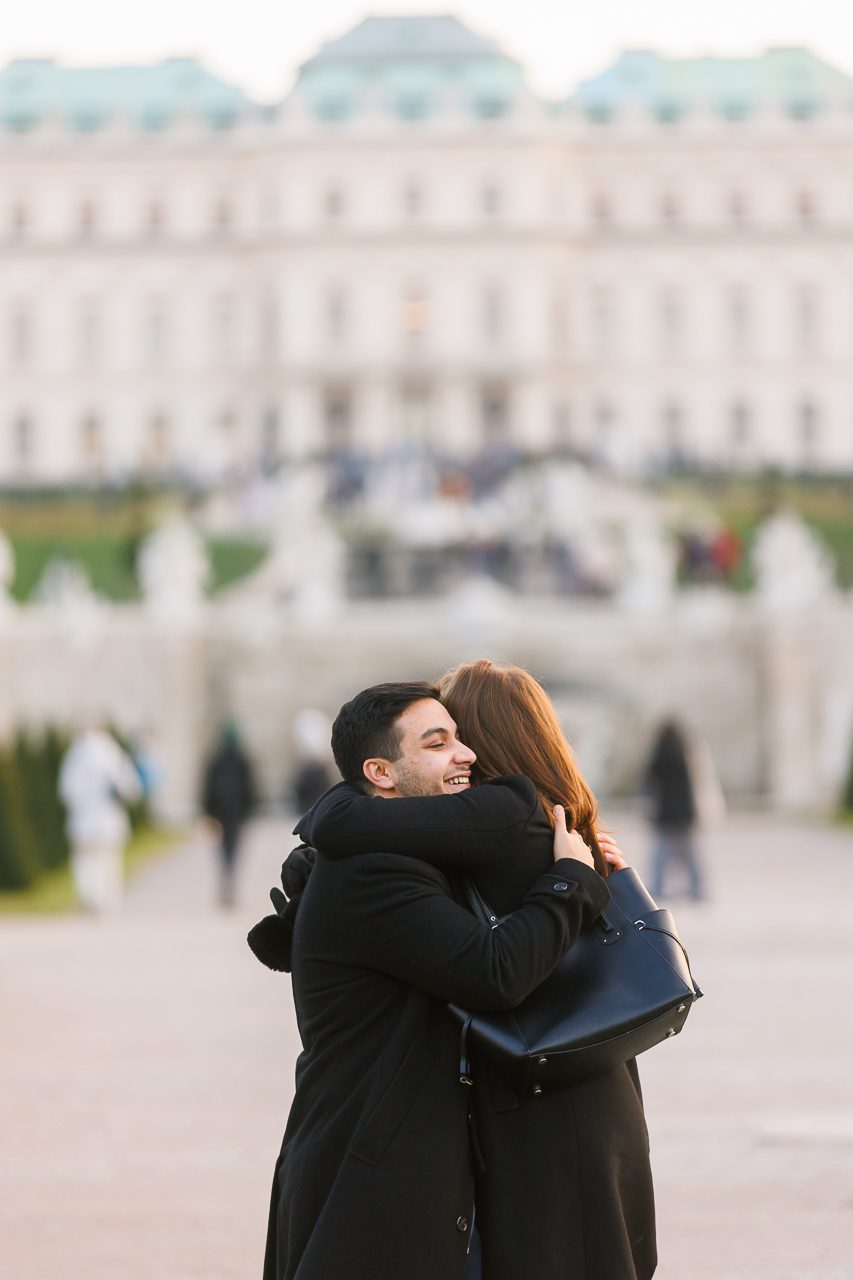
[0, 56, 254, 134]
[570, 46, 853, 122]
[294, 14, 527, 122]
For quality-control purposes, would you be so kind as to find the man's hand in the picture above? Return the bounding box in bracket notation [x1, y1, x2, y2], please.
[552, 804, 595, 869]
[596, 829, 628, 872]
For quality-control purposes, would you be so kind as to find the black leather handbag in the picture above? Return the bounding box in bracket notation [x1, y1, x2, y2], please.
[449, 866, 703, 1096]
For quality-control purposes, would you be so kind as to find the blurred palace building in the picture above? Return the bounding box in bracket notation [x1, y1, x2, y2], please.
[3, 14, 853, 485]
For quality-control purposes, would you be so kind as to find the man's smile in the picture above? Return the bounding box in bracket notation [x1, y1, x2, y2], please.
[445, 772, 471, 790]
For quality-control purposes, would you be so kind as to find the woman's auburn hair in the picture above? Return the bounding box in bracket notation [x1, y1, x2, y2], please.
[438, 659, 608, 877]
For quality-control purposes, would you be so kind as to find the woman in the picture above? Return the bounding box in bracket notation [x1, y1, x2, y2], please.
[302, 660, 656, 1280]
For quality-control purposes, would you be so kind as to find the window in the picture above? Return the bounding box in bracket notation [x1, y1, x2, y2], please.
[145, 200, 165, 239]
[9, 201, 29, 240]
[728, 285, 750, 355]
[77, 200, 97, 239]
[794, 283, 818, 357]
[795, 189, 816, 227]
[401, 284, 428, 340]
[260, 406, 281, 470]
[482, 283, 505, 342]
[10, 303, 33, 367]
[660, 191, 681, 228]
[78, 299, 101, 369]
[662, 400, 685, 461]
[659, 286, 683, 354]
[259, 295, 279, 364]
[731, 400, 751, 446]
[81, 413, 103, 466]
[400, 385, 431, 440]
[798, 398, 819, 442]
[13, 413, 33, 465]
[326, 286, 347, 342]
[323, 388, 352, 451]
[147, 412, 171, 467]
[212, 294, 235, 364]
[481, 386, 510, 441]
[728, 190, 748, 226]
[403, 180, 424, 219]
[591, 286, 614, 359]
[213, 197, 233, 235]
[145, 298, 168, 368]
[591, 191, 613, 229]
[325, 186, 344, 221]
[481, 182, 502, 218]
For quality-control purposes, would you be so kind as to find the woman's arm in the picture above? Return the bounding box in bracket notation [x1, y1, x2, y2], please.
[297, 775, 540, 872]
[339, 851, 610, 1011]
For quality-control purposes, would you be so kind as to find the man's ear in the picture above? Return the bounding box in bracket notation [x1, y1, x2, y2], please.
[362, 758, 396, 793]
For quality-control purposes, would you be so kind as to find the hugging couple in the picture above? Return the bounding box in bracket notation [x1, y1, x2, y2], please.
[249, 658, 656, 1280]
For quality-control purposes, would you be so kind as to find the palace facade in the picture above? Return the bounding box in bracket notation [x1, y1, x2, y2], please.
[3, 16, 853, 483]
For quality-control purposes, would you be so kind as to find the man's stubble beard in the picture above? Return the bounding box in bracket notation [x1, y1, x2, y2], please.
[392, 760, 446, 798]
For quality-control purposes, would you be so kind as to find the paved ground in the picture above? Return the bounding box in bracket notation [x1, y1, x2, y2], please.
[1, 810, 852, 1280]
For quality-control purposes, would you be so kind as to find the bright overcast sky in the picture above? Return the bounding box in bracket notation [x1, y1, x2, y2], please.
[2, 0, 852, 99]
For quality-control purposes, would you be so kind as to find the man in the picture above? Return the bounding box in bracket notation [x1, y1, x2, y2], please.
[250, 681, 605, 1280]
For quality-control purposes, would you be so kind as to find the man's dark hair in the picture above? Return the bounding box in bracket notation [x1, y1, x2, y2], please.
[332, 681, 439, 790]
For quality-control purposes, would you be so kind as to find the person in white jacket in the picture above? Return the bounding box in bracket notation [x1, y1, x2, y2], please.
[59, 726, 142, 913]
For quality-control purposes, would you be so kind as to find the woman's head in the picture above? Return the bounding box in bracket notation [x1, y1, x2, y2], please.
[438, 659, 607, 875]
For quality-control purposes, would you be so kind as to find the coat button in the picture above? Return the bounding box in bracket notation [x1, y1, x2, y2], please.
[456, 1216, 468, 1232]
[553, 882, 568, 891]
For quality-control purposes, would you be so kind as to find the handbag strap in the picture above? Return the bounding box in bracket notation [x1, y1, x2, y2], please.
[635, 918, 704, 999]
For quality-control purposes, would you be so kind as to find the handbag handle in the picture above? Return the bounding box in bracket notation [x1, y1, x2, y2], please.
[635, 918, 704, 999]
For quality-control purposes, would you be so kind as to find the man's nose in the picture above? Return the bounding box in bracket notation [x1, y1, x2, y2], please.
[456, 741, 476, 765]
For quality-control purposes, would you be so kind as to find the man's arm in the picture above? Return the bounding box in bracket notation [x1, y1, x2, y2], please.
[336, 851, 609, 1011]
[298, 776, 540, 873]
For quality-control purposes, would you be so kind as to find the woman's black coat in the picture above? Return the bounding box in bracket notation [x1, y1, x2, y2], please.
[301, 776, 657, 1280]
[260, 784, 610, 1280]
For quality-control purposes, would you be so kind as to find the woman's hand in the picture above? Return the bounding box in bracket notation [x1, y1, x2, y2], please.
[553, 805, 595, 869]
[596, 829, 628, 872]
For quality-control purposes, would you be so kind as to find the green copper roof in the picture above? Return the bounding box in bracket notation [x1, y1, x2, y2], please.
[572, 48, 853, 120]
[0, 57, 253, 132]
[296, 15, 525, 121]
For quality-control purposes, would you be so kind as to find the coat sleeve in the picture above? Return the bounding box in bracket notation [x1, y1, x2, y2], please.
[299, 775, 540, 873]
[338, 852, 610, 1011]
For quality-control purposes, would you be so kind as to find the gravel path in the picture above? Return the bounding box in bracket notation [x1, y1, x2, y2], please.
[1, 811, 851, 1280]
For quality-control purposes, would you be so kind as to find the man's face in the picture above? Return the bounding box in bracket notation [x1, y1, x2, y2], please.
[365, 699, 476, 798]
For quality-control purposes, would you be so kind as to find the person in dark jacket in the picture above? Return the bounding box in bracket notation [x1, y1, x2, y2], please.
[643, 719, 704, 901]
[202, 723, 256, 906]
[301, 660, 657, 1280]
[249, 680, 610, 1280]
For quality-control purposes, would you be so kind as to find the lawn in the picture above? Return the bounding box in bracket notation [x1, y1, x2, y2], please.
[0, 489, 267, 601]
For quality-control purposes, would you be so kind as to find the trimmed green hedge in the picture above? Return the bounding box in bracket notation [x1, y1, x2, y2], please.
[0, 730, 70, 890]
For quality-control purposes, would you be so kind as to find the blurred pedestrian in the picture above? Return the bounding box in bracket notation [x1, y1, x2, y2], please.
[643, 719, 705, 901]
[290, 708, 334, 814]
[202, 723, 256, 907]
[59, 724, 142, 913]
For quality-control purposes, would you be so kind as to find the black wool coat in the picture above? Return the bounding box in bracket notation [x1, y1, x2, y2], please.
[261, 827, 609, 1280]
[303, 776, 657, 1280]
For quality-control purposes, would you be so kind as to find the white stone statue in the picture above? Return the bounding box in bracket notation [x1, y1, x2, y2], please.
[137, 518, 210, 620]
[32, 557, 104, 647]
[618, 516, 677, 613]
[752, 510, 836, 611]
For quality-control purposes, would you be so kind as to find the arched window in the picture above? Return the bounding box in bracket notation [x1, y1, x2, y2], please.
[10, 200, 29, 240]
[659, 286, 683, 354]
[794, 283, 818, 356]
[211, 294, 235, 364]
[591, 286, 614, 359]
[728, 285, 750, 355]
[481, 385, 510, 441]
[731, 400, 751, 446]
[145, 297, 168, 368]
[323, 387, 352, 451]
[145, 199, 165, 238]
[662, 400, 685, 463]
